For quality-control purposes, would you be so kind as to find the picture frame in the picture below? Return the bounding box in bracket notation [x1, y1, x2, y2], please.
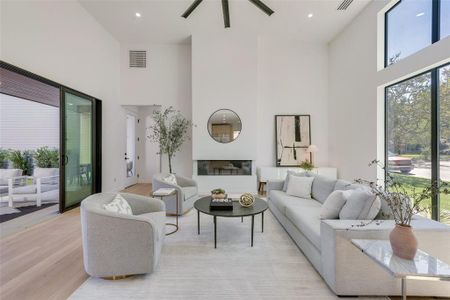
[275, 115, 311, 167]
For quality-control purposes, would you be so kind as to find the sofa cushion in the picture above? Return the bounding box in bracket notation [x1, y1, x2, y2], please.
[334, 179, 367, 192]
[339, 189, 380, 220]
[138, 211, 166, 241]
[286, 175, 314, 199]
[163, 174, 177, 185]
[285, 204, 322, 251]
[282, 171, 315, 192]
[269, 190, 318, 214]
[12, 183, 59, 194]
[103, 194, 133, 215]
[33, 167, 59, 178]
[320, 190, 347, 219]
[182, 186, 197, 200]
[0, 169, 23, 185]
[312, 175, 337, 204]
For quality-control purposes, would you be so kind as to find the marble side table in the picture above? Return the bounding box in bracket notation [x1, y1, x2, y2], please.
[352, 239, 450, 300]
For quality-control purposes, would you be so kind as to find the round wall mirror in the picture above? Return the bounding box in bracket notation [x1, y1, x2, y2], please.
[207, 109, 242, 143]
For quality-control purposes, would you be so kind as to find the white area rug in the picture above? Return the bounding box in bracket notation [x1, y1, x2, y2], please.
[70, 208, 387, 300]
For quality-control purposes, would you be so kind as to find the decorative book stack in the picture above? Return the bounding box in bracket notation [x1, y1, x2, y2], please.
[209, 197, 233, 211]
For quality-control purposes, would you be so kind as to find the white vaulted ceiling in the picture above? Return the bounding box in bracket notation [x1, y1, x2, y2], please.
[79, 0, 371, 44]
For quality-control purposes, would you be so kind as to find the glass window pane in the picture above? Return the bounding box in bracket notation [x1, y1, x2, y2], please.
[386, 72, 432, 218]
[386, 0, 432, 66]
[439, 65, 450, 224]
[441, 0, 450, 39]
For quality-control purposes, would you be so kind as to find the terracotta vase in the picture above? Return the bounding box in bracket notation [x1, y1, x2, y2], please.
[389, 224, 418, 260]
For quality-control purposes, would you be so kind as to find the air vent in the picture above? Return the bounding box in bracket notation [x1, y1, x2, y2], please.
[129, 50, 147, 68]
[337, 0, 353, 10]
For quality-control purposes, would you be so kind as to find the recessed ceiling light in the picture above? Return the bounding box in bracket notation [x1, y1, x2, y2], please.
[307, 13, 313, 18]
[135, 12, 141, 18]
[416, 12, 424, 17]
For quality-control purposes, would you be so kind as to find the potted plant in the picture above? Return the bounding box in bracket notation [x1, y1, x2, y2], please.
[211, 188, 227, 200]
[8, 150, 34, 176]
[34, 147, 59, 168]
[0, 148, 9, 169]
[147, 107, 192, 174]
[356, 160, 449, 259]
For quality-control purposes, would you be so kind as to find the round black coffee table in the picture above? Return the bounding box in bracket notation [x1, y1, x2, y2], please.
[194, 196, 268, 248]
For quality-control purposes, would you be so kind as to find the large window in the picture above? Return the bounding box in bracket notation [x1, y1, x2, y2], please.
[385, 0, 450, 66]
[386, 63, 450, 224]
[440, 65, 450, 223]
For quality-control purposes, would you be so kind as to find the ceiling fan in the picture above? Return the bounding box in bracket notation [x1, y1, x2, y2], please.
[182, 0, 274, 28]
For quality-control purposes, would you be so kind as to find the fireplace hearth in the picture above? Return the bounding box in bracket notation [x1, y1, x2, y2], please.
[197, 160, 252, 176]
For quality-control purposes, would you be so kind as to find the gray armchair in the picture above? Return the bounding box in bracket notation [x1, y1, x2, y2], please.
[80, 193, 165, 278]
[152, 173, 200, 215]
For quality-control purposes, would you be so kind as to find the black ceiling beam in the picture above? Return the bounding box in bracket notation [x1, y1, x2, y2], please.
[181, 0, 203, 18]
[222, 0, 230, 28]
[247, 0, 274, 16]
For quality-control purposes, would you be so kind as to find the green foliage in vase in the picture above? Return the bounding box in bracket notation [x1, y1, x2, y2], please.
[0, 148, 9, 169]
[8, 150, 34, 176]
[211, 188, 226, 195]
[299, 160, 314, 171]
[34, 147, 59, 168]
[147, 106, 192, 173]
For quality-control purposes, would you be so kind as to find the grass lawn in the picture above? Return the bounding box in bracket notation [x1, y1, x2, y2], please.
[390, 173, 450, 222]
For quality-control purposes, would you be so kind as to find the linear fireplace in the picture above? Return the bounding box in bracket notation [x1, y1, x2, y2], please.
[197, 160, 252, 176]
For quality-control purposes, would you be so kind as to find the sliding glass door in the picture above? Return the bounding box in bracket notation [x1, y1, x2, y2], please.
[61, 88, 94, 211]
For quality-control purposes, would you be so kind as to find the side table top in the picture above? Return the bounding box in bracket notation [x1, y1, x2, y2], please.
[352, 239, 450, 279]
[152, 188, 176, 197]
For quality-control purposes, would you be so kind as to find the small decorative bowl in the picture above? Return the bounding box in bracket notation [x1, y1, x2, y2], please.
[212, 193, 227, 200]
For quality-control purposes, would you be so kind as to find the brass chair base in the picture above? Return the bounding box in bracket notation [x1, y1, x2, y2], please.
[102, 274, 133, 280]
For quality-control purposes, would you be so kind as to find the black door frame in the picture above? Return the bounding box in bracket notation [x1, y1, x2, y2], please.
[0, 61, 102, 213]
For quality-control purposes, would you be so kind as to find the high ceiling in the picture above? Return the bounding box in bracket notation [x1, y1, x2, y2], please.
[80, 0, 371, 44]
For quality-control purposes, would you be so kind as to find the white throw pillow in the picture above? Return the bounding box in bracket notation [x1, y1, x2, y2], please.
[103, 194, 133, 215]
[163, 174, 177, 185]
[320, 190, 349, 219]
[339, 189, 381, 220]
[285, 175, 314, 199]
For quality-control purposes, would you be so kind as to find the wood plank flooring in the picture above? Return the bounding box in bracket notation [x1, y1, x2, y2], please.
[0, 183, 438, 300]
[0, 183, 151, 300]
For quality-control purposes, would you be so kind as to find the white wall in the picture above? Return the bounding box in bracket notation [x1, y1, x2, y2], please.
[328, 0, 450, 181]
[192, 33, 258, 161]
[120, 43, 192, 177]
[0, 94, 59, 150]
[0, 0, 123, 192]
[257, 38, 329, 168]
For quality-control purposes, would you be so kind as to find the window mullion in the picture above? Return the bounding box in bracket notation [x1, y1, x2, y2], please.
[432, 0, 440, 43]
[431, 69, 440, 221]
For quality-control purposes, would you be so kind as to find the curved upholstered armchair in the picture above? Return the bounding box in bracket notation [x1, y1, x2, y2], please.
[80, 193, 165, 278]
[152, 173, 200, 215]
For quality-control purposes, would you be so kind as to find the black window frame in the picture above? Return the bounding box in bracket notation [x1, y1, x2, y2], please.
[385, 0, 443, 68]
[384, 62, 450, 222]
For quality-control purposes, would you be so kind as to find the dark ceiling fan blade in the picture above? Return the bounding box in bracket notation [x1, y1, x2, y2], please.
[222, 0, 230, 28]
[247, 0, 274, 16]
[181, 0, 204, 18]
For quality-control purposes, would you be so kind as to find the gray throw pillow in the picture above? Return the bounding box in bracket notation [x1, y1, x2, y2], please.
[282, 171, 315, 192]
[312, 175, 337, 204]
[320, 190, 347, 219]
[339, 189, 381, 220]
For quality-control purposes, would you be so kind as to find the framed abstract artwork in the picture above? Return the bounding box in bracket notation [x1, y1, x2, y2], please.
[275, 115, 311, 167]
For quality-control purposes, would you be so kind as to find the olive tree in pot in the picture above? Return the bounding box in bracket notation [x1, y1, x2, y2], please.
[34, 147, 59, 168]
[8, 150, 34, 176]
[147, 107, 192, 174]
[356, 160, 449, 260]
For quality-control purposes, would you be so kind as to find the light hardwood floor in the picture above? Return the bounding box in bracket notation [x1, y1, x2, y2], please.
[0, 184, 438, 300]
[0, 183, 151, 300]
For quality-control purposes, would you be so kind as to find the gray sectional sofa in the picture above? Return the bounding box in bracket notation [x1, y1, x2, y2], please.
[267, 174, 450, 297]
